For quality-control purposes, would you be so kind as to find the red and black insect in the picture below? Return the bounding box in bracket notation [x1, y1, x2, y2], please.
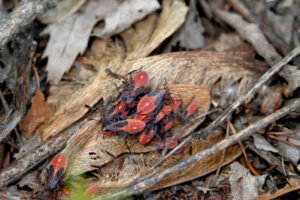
[154, 104, 172, 123]
[134, 112, 152, 123]
[124, 71, 149, 104]
[156, 137, 178, 150]
[47, 153, 68, 190]
[106, 119, 146, 135]
[103, 99, 127, 125]
[160, 116, 174, 134]
[180, 101, 199, 124]
[139, 123, 157, 145]
[137, 89, 166, 115]
[171, 95, 181, 116]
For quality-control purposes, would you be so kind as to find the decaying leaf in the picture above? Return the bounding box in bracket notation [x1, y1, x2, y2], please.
[276, 132, 300, 165]
[252, 134, 278, 153]
[228, 162, 267, 200]
[19, 90, 49, 138]
[38, 0, 87, 24]
[40, 0, 188, 141]
[167, 0, 204, 50]
[92, 0, 161, 39]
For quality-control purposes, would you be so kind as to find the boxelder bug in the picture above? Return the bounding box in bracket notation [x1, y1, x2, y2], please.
[156, 137, 178, 150]
[125, 71, 149, 103]
[103, 99, 126, 124]
[171, 95, 181, 115]
[134, 112, 152, 123]
[180, 101, 199, 123]
[160, 117, 174, 134]
[139, 123, 157, 145]
[154, 104, 172, 123]
[47, 153, 68, 190]
[137, 89, 166, 115]
[106, 119, 146, 135]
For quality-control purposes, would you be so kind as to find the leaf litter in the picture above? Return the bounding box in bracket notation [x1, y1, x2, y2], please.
[1, 0, 300, 199]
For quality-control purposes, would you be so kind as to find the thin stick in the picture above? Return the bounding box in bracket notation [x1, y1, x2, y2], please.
[207, 117, 230, 188]
[99, 98, 300, 199]
[0, 0, 56, 49]
[141, 47, 300, 177]
[268, 134, 300, 148]
[229, 121, 260, 176]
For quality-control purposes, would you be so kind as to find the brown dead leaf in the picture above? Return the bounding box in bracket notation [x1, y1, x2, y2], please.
[19, 90, 49, 138]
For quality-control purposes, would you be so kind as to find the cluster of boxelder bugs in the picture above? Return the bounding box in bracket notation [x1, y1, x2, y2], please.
[45, 71, 199, 196]
[102, 70, 199, 150]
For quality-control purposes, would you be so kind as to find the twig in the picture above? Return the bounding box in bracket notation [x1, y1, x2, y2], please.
[142, 47, 300, 177]
[229, 121, 260, 176]
[0, 33, 36, 143]
[0, 0, 56, 49]
[207, 117, 230, 188]
[99, 98, 300, 199]
[0, 89, 9, 112]
[267, 134, 300, 148]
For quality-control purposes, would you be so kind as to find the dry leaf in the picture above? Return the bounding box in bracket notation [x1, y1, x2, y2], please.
[19, 90, 49, 138]
[279, 65, 300, 96]
[228, 162, 266, 200]
[42, 0, 120, 84]
[40, 0, 188, 141]
[167, 0, 204, 50]
[38, 0, 87, 24]
[252, 134, 278, 153]
[276, 132, 300, 165]
[91, 0, 161, 39]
